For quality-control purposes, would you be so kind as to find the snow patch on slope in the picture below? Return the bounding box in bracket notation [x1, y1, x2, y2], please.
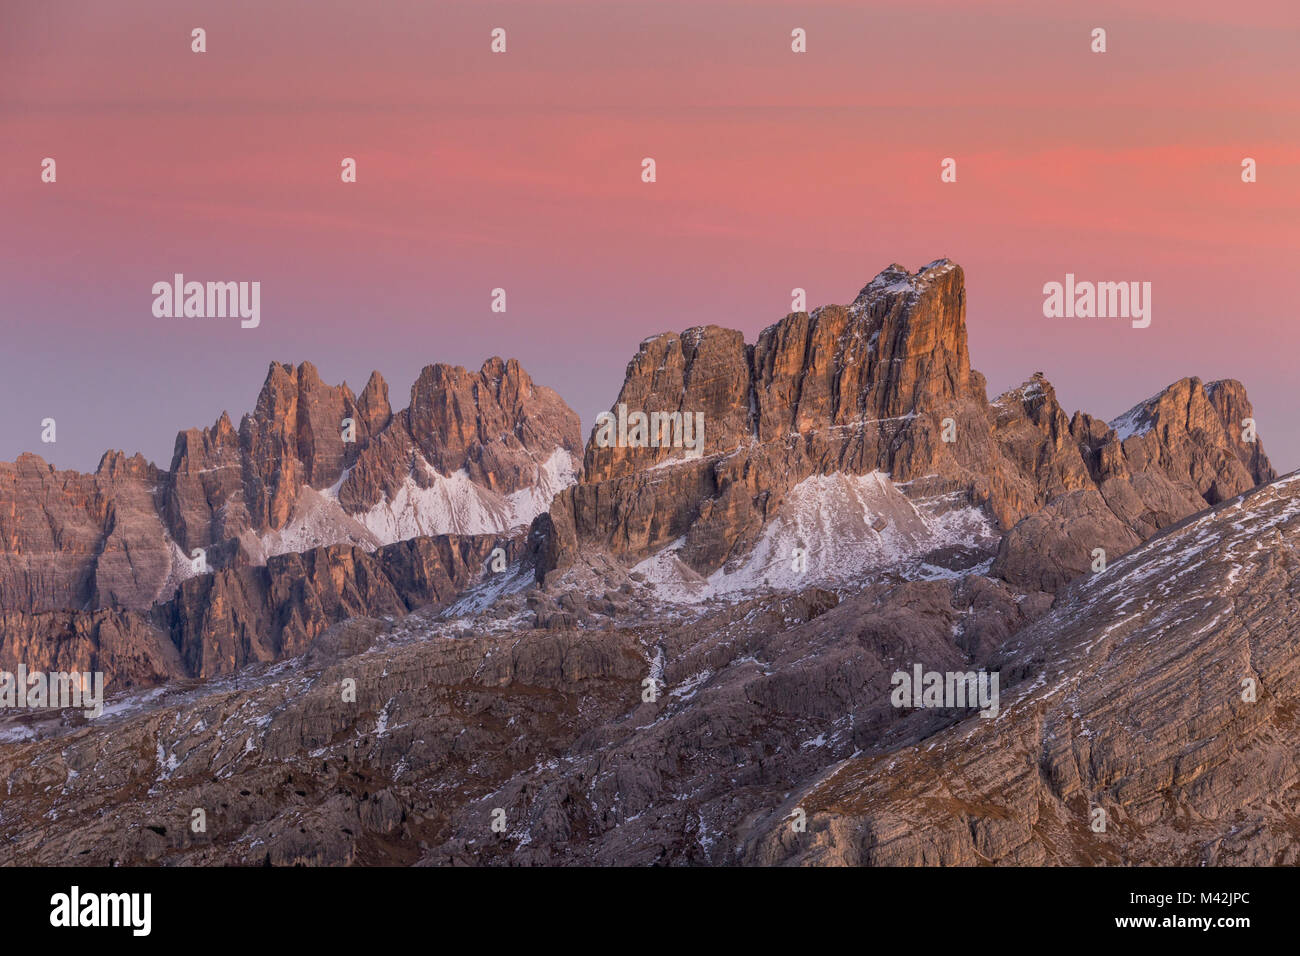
[633, 470, 997, 603]
[152, 536, 206, 603]
[253, 486, 383, 561]
[1108, 404, 1154, 442]
[241, 447, 575, 562]
[359, 447, 575, 542]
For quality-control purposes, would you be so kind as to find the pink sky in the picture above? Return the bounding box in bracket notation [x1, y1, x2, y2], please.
[2, 0, 1298, 471]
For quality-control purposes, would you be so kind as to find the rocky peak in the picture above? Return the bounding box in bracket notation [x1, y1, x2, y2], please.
[552, 260, 991, 576]
[1108, 376, 1272, 496]
[403, 357, 580, 488]
[991, 373, 1276, 592]
[0, 452, 172, 613]
[582, 326, 750, 483]
[169, 410, 239, 471]
[237, 361, 366, 529]
[583, 260, 976, 489]
[992, 372, 1054, 418]
[357, 370, 392, 436]
[164, 411, 248, 553]
[761, 259, 973, 445]
[849, 258, 962, 306]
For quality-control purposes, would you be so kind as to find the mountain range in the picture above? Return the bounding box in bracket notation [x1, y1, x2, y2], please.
[0, 259, 1290, 867]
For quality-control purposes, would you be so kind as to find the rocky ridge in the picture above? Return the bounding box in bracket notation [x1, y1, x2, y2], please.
[0, 358, 581, 615]
[539, 260, 1273, 596]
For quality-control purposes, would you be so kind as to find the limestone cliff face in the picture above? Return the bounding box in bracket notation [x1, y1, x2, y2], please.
[0, 533, 523, 689]
[234, 361, 375, 534]
[0, 452, 172, 614]
[0, 358, 580, 614]
[165, 411, 249, 556]
[989, 373, 1275, 591]
[540, 260, 1274, 593]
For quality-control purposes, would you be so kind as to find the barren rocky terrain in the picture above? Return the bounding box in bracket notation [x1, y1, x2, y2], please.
[1, 259, 1290, 867]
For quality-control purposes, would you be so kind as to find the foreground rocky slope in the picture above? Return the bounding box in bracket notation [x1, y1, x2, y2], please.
[0, 560, 1042, 864]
